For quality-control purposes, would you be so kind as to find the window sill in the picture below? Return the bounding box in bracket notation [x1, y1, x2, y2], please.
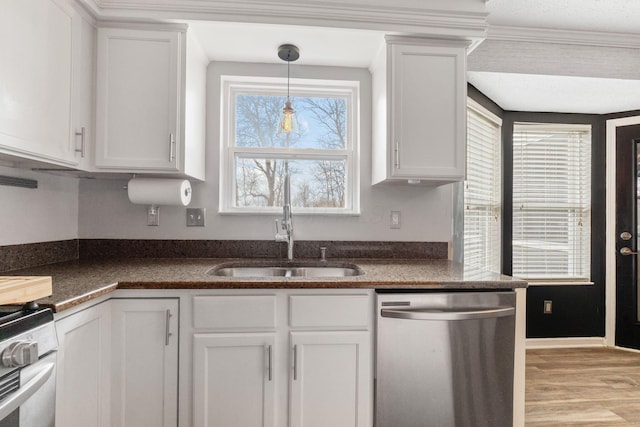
[218, 208, 361, 217]
[524, 281, 594, 287]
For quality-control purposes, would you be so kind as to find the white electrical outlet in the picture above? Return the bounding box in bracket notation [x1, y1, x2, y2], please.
[543, 300, 552, 314]
[187, 208, 206, 226]
[147, 206, 159, 226]
[390, 211, 401, 229]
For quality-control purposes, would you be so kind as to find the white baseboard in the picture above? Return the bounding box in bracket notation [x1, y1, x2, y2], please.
[613, 345, 640, 354]
[526, 337, 606, 349]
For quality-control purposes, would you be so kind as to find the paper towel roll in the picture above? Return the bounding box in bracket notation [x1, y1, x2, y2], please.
[127, 178, 192, 206]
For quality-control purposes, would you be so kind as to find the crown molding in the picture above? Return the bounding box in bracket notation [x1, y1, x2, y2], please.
[488, 25, 640, 49]
[79, 0, 488, 40]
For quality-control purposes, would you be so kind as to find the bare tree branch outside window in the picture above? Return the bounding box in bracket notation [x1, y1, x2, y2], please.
[234, 93, 348, 209]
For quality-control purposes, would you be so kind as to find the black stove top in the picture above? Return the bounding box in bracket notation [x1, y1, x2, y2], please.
[0, 304, 53, 342]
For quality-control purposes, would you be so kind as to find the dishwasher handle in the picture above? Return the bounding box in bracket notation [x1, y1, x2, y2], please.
[380, 306, 515, 321]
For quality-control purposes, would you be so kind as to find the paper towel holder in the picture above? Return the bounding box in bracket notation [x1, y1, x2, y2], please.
[125, 176, 161, 226]
[145, 186, 192, 226]
[126, 177, 193, 226]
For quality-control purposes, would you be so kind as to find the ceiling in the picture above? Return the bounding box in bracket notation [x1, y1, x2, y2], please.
[486, 0, 640, 34]
[468, 72, 640, 115]
[188, 0, 640, 115]
[470, 0, 640, 114]
[189, 21, 384, 68]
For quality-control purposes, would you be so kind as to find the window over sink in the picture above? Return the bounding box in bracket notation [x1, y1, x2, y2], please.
[219, 76, 360, 214]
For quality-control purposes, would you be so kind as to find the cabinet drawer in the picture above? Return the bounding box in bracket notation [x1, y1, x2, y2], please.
[289, 295, 370, 329]
[193, 295, 276, 330]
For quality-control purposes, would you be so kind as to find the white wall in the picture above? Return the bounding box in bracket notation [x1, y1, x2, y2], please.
[0, 166, 79, 245]
[78, 62, 454, 242]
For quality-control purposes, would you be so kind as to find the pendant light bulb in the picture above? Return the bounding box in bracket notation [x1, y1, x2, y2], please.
[277, 44, 300, 136]
[281, 99, 295, 133]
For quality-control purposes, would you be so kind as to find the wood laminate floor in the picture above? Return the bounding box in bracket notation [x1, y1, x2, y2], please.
[526, 348, 640, 426]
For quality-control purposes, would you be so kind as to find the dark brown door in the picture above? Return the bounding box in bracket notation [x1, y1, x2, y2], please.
[615, 124, 640, 349]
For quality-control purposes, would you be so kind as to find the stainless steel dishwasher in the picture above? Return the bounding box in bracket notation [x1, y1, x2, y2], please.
[375, 291, 516, 427]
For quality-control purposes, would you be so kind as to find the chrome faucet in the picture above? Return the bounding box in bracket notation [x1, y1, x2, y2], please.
[275, 174, 294, 260]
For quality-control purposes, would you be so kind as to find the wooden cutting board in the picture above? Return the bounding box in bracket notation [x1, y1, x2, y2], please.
[0, 276, 52, 305]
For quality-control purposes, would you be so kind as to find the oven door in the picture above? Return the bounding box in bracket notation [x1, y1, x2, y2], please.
[0, 352, 56, 427]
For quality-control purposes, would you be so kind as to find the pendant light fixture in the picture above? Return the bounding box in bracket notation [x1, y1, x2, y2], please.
[277, 44, 300, 136]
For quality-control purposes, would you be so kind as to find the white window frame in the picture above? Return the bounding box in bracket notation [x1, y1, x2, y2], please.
[219, 75, 360, 215]
[464, 99, 502, 273]
[512, 122, 592, 285]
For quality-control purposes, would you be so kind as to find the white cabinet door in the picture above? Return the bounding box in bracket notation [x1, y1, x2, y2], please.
[289, 331, 371, 427]
[193, 333, 276, 427]
[95, 28, 180, 171]
[111, 298, 179, 427]
[0, 0, 82, 166]
[55, 300, 112, 427]
[71, 11, 96, 169]
[372, 37, 467, 185]
[390, 41, 466, 182]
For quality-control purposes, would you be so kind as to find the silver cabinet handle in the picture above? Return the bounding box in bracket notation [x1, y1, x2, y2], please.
[0, 361, 54, 421]
[293, 344, 298, 381]
[381, 306, 515, 321]
[165, 309, 173, 346]
[267, 345, 272, 381]
[394, 140, 400, 169]
[169, 133, 176, 162]
[75, 127, 86, 158]
[620, 247, 639, 256]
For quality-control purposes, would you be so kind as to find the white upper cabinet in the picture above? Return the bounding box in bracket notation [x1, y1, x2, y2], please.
[72, 11, 97, 170]
[372, 36, 468, 186]
[95, 25, 207, 180]
[0, 0, 90, 167]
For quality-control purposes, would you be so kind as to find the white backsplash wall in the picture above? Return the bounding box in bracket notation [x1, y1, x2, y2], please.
[78, 62, 454, 242]
[0, 166, 79, 246]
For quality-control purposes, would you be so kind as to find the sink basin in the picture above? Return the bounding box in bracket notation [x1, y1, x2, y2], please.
[208, 261, 363, 278]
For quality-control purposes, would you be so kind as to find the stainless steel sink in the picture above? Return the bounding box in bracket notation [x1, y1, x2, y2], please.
[208, 262, 363, 278]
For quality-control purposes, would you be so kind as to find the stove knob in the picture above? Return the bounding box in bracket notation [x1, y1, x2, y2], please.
[1, 341, 39, 368]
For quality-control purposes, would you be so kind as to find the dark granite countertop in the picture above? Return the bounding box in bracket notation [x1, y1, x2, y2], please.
[2, 258, 527, 312]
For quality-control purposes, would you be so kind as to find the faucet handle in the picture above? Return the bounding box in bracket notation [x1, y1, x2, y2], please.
[275, 218, 280, 234]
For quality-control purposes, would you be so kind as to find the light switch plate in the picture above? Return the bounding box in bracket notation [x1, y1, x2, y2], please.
[187, 208, 206, 227]
[390, 210, 401, 229]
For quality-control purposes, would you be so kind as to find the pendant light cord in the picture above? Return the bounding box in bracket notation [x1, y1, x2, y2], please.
[287, 59, 291, 99]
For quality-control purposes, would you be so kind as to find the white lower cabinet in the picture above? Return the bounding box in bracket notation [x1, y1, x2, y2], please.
[191, 292, 373, 427]
[289, 331, 370, 427]
[56, 291, 372, 427]
[193, 333, 276, 427]
[111, 298, 179, 427]
[55, 300, 112, 427]
[55, 297, 179, 427]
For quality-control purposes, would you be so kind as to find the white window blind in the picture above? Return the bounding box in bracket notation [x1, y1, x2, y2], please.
[464, 101, 502, 272]
[512, 123, 591, 281]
